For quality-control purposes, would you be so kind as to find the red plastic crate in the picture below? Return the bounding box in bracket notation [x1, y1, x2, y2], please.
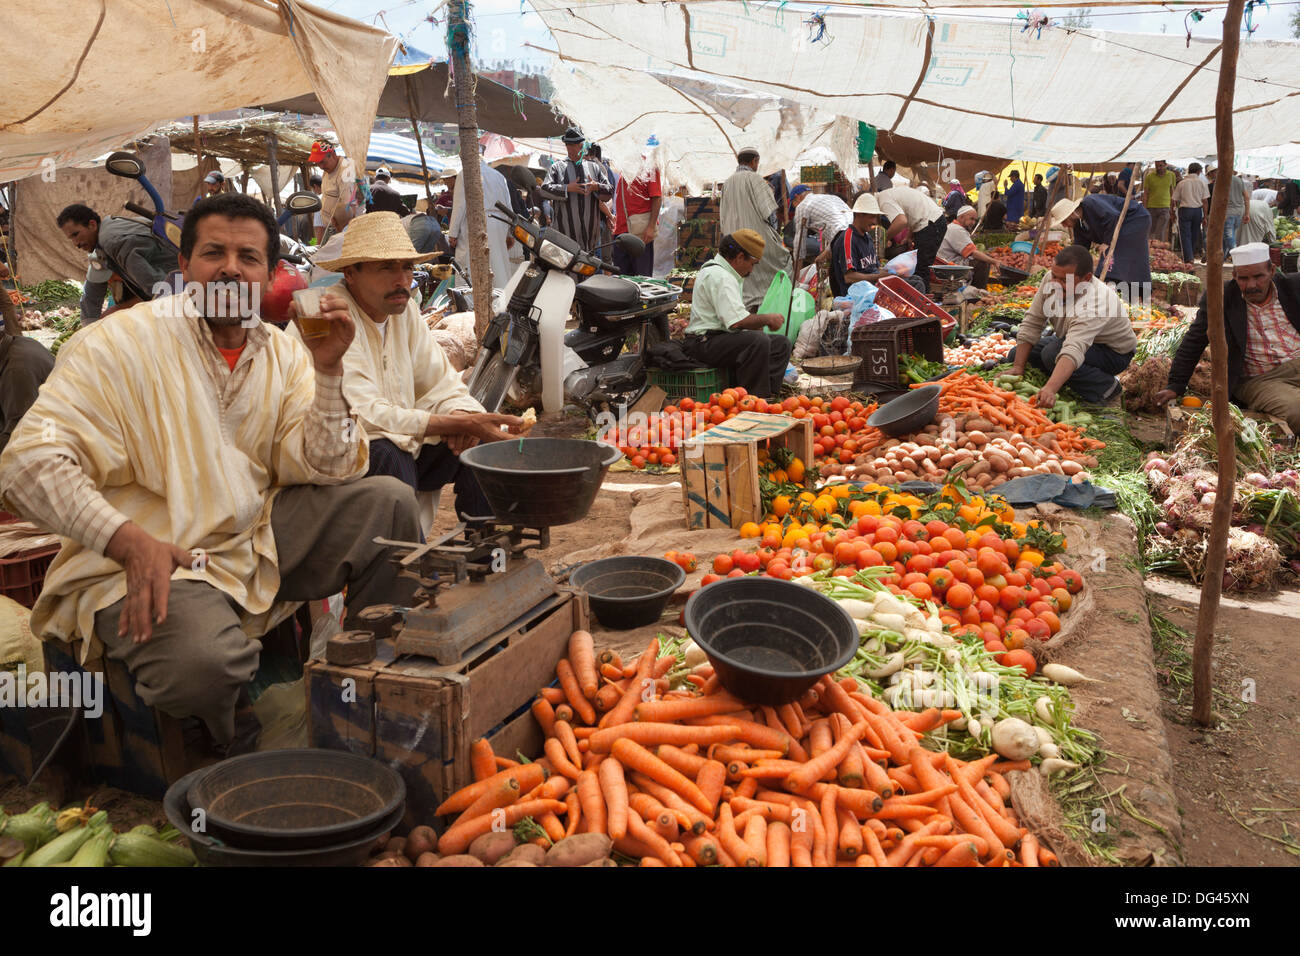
[876, 276, 957, 338]
[0, 545, 60, 609]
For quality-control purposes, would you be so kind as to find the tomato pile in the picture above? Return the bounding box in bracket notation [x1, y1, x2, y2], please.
[700, 483, 1082, 661]
[609, 389, 879, 470]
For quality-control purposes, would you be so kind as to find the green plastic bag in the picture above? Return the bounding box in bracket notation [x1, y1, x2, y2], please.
[758, 271, 814, 342]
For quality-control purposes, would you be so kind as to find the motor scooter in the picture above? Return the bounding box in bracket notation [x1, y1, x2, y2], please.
[467, 202, 680, 417]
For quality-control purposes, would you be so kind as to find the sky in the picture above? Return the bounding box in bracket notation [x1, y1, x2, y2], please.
[320, 0, 1298, 68]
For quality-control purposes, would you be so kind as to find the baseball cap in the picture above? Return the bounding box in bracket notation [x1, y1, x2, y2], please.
[375, 166, 392, 181]
[203, 170, 225, 185]
[790, 184, 811, 200]
[308, 140, 337, 163]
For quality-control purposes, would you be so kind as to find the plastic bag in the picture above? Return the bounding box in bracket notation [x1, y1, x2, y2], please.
[884, 250, 918, 277]
[795, 263, 819, 292]
[758, 269, 793, 319]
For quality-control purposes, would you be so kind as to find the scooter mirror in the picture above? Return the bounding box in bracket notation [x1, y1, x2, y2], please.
[284, 190, 322, 215]
[105, 151, 145, 180]
[616, 233, 645, 257]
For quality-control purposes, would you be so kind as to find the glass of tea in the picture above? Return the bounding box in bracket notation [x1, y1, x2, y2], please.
[291, 287, 332, 341]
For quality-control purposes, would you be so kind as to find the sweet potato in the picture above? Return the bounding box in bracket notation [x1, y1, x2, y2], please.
[367, 856, 411, 867]
[582, 858, 618, 867]
[467, 831, 517, 865]
[496, 859, 539, 867]
[404, 825, 438, 861]
[429, 854, 485, 867]
[545, 833, 614, 867]
[499, 843, 546, 866]
[415, 852, 441, 867]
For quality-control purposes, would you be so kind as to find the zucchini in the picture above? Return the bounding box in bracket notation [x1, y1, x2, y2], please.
[69, 831, 112, 867]
[24, 826, 96, 866]
[1, 804, 58, 852]
[108, 832, 197, 867]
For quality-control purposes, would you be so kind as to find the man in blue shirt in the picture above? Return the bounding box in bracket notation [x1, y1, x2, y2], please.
[1004, 170, 1026, 226]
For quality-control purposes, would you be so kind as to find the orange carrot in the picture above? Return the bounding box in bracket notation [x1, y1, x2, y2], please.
[871, 802, 939, 820]
[716, 803, 759, 867]
[589, 721, 742, 754]
[537, 811, 566, 843]
[862, 750, 894, 798]
[576, 770, 606, 835]
[451, 776, 521, 829]
[766, 820, 792, 868]
[652, 655, 676, 680]
[627, 808, 682, 866]
[568, 629, 599, 700]
[593, 684, 622, 713]
[785, 720, 868, 793]
[861, 823, 888, 867]
[656, 744, 710, 779]
[1020, 831, 1040, 867]
[436, 763, 546, 816]
[833, 716, 866, 789]
[837, 808, 863, 860]
[710, 745, 785, 765]
[597, 757, 629, 840]
[809, 718, 833, 759]
[437, 798, 567, 855]
[818, 786, 839, 868]
[539, 686, 565, 706]
[469, 738, 497, 782]
[553, 719, 582, 767]
[946, 754, 1021, 849]
[883, 818, 952, 866]
[916, 834, 991, 856]
[553, 703, 574, 725]
[600, 662, 624, 681]
[742, 813, 769, 868]
[696, 759, 727, 815]
[627, 773, 712, 835]
[946, 791, 1003, 860]
[687, 715, 791, 755]
[990, 759, 1033, 775]
[790, 811, 815, 868]
[611, 738, 713, 815]
[564, 791, 582, 837]
[629, 794, 680, 844]
[633, 696, 746, 723]
[493, 756, 520, 770]
[638, 856, 667, 867]
[601, 638, 658, 728]
[531, 697, 557, 739]
[933, 840, 980, 867]
[682, 833, 720, 866]
[1037, 845, 1059, 867]
[544, 737, 582, 781]
[555, 658, 596, 726]
[988, 771, 1012, 801]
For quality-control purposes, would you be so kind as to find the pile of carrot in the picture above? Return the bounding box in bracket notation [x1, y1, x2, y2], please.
[922, 371, 1104, 454]
[434, 631, 1060, 867]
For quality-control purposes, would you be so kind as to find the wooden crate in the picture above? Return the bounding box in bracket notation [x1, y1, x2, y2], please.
[680, 412, 815, 530]
[305, 587, 589, 829]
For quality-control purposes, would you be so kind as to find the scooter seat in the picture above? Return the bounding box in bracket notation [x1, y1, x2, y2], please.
[575, 275, 640, 312]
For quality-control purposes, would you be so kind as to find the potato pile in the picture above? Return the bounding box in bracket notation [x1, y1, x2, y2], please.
[846, 420, 1095, 490]
[365, 828, 617, 868]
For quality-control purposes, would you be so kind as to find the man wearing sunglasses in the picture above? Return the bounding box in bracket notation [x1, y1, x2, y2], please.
[681, 230, 791, 398]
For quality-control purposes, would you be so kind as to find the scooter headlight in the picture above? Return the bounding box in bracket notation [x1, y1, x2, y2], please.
[538, 239, 575, 271]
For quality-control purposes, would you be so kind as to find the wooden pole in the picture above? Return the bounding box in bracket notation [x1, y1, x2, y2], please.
[1097, 163, 1139, 283]
[447, 0, 495, 342]
[1193, 0, 1246, 727]
[1030, 167, 1067, 262]
[403, 74, 438, 211]
[193, 116, 204, 178]
[265, 133, 283, 215]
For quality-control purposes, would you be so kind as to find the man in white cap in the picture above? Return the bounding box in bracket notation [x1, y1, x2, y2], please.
[0, 193, 425, 754]
[683, 229, 791, 398]
[1006, 244, 1137, 406]
[366, 167, 409, 217]
[449, 153, 515, 290]
[938, 206, 1002, 272]
[721, 147, 792, 311]
[1157, 242, 1300, 431]
[299, 211, 529, 510]
[826, 192, 906, 297]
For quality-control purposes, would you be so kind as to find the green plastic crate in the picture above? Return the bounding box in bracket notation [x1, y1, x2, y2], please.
[647, 367, 725, 404]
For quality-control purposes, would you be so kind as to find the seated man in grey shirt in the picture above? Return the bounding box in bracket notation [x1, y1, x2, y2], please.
[0, 329, 54, 451]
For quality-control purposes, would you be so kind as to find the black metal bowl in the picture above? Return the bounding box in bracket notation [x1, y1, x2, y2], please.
[867, 383, 942, 437]
[165, 766, 402, 867]
[570, 555, 685, 630]
[460, 438, 621, 527]
[185, 749, 405, 851]
[683, 578, 858, 705]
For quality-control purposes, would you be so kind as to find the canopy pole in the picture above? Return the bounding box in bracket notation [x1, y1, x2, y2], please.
[403, 74, 437, 211]
[1096, 163, 1139, 283]
[1030, 166, 1067, 262]
[193, 116, 204, 180]
[266, 133, 283, 215]
[1193, 0, 1246, 728]
[447, 0, 495, 342]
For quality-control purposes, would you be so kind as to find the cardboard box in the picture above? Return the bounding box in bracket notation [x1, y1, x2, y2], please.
[680, 412, 815, 530]
[306, 586, 589, 828]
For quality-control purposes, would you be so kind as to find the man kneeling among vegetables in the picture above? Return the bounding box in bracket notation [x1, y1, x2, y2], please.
[0, 193, 426, 755]
[1005, 244, 1137, 406]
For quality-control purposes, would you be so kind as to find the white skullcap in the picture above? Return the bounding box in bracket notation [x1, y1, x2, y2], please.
[957, 205, 976, 217]
[1229, 242, 1270, 267]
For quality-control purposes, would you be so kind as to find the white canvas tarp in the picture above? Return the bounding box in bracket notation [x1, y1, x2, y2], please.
[0, 0, 395, 182]
[546, 63, 859, 191]
[530, 1, 1300, 164]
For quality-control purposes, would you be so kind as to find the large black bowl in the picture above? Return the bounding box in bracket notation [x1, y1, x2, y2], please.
[683, 578, 858, 705]
[185, 749, 405, 851]
[867, 383, 941, 437]
[570, 556, 685, 630]
[460, 438, 620, 527]
[165, 766, 402, 867]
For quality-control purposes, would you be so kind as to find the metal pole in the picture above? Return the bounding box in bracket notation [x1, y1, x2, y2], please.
[404, 74, 438, 211]
[447, 0, 495, 343]
[1193, 0, 1246, 727]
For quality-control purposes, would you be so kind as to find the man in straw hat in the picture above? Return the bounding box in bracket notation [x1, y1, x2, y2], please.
[682, 230, 792, 399]
[1157, 242, 1300, 431]
[302, 211, 528, 510]
[0, 193, 425, 754]
[1051, 193, 1151, 294]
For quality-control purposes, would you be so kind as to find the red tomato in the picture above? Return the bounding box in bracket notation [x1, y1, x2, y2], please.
[734, 551, 761, 574]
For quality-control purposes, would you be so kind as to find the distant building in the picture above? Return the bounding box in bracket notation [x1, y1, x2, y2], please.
[431, 124, 459, 152]
[482, 68, 544, 100]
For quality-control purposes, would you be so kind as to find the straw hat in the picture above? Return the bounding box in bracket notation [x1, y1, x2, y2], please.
[314, 212, 439, 271]
[1051, 197, 1082, 224]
